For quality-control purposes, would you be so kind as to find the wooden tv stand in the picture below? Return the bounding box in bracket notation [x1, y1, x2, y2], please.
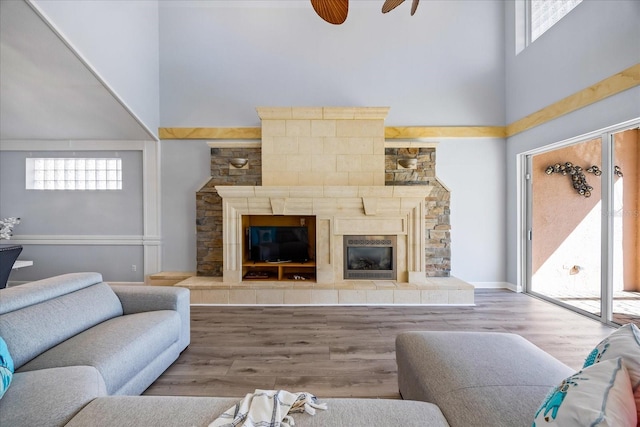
[242, 261, 316, 281]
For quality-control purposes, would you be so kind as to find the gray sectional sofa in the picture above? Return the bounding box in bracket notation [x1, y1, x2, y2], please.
[396, 331, 576, 427]
[65, 396, 449, 427]
[0, 272, 450, 427]
[0, 272, 191, 426]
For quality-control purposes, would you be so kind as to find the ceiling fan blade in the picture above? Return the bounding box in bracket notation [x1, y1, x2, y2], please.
[310, 0, 349, 25]
[382, 0, 405, 14]
[410, 0, 419, 16]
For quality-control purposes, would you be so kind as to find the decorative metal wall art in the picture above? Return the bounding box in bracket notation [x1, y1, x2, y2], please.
[544, 163, 623, 198]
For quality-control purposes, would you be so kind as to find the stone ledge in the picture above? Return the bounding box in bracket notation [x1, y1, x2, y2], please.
[145, 271, 196, 286]
[173, 276, 474, 306]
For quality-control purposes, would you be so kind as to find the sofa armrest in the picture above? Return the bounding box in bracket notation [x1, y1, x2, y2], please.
[396, 331, 574, 427]
[0, 366, 107, 427]
[109, 285, 190, 351]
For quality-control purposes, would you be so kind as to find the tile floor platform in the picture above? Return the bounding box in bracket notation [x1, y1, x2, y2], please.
[173, 276, 475, 306]
[538, 289, 640, 326]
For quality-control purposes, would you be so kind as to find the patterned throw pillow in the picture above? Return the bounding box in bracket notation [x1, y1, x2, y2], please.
[0, 336, 14, 399]
[532, 358, 636, 426]
[583, 323, 640, 390]
[584, 323, 640, 422]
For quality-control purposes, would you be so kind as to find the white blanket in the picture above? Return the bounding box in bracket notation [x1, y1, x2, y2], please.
[209, 389, 328, 427]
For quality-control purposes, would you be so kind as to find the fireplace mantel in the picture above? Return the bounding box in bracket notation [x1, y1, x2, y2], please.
[216, 185, 434, 284]
[197, 106, 451, 282]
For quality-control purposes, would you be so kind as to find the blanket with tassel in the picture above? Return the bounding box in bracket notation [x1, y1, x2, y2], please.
[209, 389, 328, 427]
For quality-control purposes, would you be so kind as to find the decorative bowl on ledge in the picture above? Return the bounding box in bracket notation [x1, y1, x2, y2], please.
[229, 158, 249, 168]
[398, 158, 417, 169]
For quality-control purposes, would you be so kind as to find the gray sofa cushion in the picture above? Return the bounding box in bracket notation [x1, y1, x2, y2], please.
[0, 366, 106, 427]
[115, 341, 182, 396]
[0, 272, 105, 314]
[396, 331, 575, 427]
[0, 275, 123, 369]
[110, 284, 191, 352]
[18, 310, 180, 394]
[66, 396, 450, 427]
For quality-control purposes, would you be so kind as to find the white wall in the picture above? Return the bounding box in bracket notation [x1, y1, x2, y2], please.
[437, 138, 506, 284]
[160, 140, 211, 271]
[504, 0, 640, 285]
[159, 0, 505, 127]
[9, 1, 512, 283]
[505, 1, 639, 124]
[0, 149, 145, 282]
[156, 1, 509, 283]
[31, 0, 160, 137]
[0, 151, 143, 235]
[157, 136, 507, 283]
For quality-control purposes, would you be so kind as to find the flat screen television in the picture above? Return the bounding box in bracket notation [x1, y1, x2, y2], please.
[248, 226, 310, 262]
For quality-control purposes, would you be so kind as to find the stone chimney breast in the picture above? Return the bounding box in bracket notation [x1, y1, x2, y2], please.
[257, 107, 389, 186]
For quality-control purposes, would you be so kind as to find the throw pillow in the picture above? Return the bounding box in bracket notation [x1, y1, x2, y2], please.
[584, 323, 640, 421]
[584, 324, 640, 372]
[532, 357, 636, 426]
[0, 336, 14, 399]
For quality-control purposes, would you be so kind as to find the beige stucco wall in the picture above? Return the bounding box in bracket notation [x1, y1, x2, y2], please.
[614, 129, 639, 291]
[532, 138, 602, 275]
[532, 130, 639, 292]
[257, 107, 387, 186]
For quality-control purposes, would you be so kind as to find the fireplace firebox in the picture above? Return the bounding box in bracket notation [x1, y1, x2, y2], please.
[343, 235, 397, 280]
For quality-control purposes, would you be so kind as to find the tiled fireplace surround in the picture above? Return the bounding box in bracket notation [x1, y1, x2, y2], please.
[192, 107, 473, 305]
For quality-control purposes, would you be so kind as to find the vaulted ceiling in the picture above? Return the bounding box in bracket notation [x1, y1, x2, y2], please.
[0, 0, 154, 141]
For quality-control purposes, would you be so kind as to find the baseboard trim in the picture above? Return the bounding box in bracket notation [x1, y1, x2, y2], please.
[470, 282, 521, 292]
[506, 282, 521, 293]
[470, 281, 512, 289]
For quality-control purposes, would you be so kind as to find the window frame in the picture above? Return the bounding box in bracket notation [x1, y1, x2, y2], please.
[25, 157, 123, 191]
[516, 0, 583, 54]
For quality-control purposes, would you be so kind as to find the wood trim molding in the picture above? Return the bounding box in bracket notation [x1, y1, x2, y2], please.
[385, 126, 506, 138]
[158, 64, 639, 141]
[506, 63, 640, 137]
[159, 126, 506, 140]
[159, 127, 261, 140]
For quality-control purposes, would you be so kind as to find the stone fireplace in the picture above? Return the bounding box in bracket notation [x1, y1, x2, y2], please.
[196, 107, 451, 284]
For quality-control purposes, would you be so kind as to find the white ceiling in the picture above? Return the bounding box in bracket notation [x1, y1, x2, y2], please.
[0, 0, 154, 141]
[0, 0, 506, 140]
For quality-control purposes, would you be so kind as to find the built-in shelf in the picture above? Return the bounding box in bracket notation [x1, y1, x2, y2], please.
[241, 214, 316, 282]
[242, 261, 316, 281]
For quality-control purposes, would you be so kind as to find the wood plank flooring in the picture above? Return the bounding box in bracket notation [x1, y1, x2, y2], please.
[143, 289, 615, 399]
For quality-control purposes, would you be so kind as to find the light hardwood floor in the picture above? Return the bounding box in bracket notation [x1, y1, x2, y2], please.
[143, 289, 615, 399]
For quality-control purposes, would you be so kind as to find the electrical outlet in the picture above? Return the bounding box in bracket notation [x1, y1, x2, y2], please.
[131, 265, 137, 272]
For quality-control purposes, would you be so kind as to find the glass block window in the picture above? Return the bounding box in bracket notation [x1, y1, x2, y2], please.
[531, 0, 582, 42]
[26, 158, 122, 190]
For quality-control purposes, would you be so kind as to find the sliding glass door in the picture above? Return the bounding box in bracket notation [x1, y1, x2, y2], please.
[529, 137, 603, 317]
[611, 129, 640, 325]
[524, 122, 640, 326]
